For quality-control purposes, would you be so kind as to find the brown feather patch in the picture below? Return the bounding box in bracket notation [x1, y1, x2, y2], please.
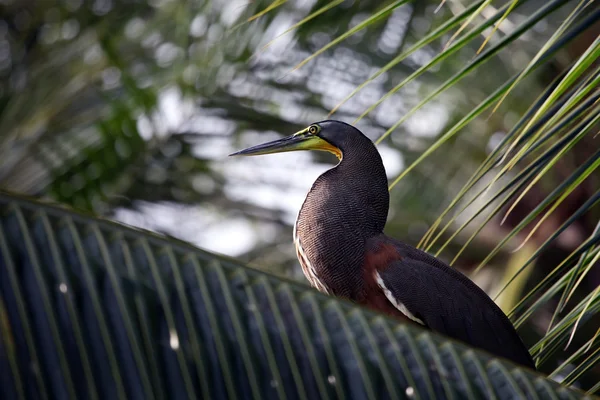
[364, 241, 403, 273]
[357, 238, 411, 321]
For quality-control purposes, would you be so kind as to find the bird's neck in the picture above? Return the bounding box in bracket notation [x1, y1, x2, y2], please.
[294, 144, 389, 298]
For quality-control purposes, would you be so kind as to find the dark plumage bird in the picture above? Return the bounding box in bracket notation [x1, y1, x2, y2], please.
[231, 120, 535, 369]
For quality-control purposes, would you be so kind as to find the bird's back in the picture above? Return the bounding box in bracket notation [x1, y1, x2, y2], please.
[367, 235, 535, 369]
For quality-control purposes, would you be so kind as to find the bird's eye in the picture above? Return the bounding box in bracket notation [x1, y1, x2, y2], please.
[308, 125, 320, 135]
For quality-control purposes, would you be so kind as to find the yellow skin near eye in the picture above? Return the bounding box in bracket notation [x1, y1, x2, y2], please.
[315, 139, 342, 160]
[294, 125, 341, 160]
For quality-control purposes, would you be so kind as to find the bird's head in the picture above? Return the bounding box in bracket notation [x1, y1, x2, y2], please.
[230, 120, 368, 160]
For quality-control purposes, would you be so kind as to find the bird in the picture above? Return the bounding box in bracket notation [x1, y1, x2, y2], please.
[230, 120, 535, 369]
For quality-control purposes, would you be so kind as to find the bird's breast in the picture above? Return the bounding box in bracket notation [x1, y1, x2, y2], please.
[292, 171, 386, 299]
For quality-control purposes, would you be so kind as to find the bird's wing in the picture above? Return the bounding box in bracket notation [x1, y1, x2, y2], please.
[375, 249, 535, 369]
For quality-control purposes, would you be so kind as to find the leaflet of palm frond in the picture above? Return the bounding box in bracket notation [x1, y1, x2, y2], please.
[491, 146, 600, 299]
[427, 90, 596, 255]
[469, 105, 600, 273]
[562, 340, 600, 388]
[434, 159, 547, 261]
[390, 4, 600, 198]
[509, 81, 600, 166]
[420, 62, 576, 250]
[531, 287, 600, 364]
[360, 0, 537, 126]
[433, 106, 600, 261]
[499, 102, 600, 229]
[558, 220, 600, 314]
[513, 198, 600, 321]
[420, 9, 600, 249]
[329, 0, 488, 117]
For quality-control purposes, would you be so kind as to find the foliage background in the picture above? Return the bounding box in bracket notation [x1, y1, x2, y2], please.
[1, 0, 599, 393]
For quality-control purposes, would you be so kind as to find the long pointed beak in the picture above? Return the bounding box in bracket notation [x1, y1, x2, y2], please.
[229, 134, 312, 157]
[230, 129, 342, 159]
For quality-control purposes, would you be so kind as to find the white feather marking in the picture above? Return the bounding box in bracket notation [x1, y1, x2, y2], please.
[375, 272, 425, 325]
[294, 217, 330, 294]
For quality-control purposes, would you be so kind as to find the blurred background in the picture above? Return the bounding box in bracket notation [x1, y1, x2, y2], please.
[1, 0, 599, 390]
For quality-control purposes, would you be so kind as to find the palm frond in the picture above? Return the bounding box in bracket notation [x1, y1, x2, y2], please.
[0, 191, 590, 398]
[285, 0, 411, 77]
[329, 0, 487, 116]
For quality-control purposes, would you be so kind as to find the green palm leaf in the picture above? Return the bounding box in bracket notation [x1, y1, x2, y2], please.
[0, 191, 592, 399]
